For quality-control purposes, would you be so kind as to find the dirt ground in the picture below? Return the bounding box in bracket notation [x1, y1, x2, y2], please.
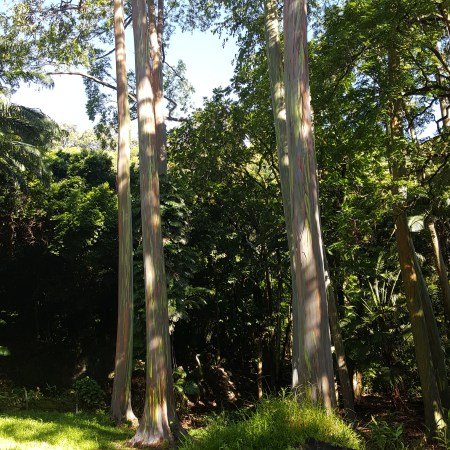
[354, 395, 447, 449]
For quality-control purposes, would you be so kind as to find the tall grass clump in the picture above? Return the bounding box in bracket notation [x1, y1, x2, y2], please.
[179, 396, 361, 450]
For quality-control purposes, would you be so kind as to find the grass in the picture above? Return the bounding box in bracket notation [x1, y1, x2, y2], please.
[0, 398, 363, 449]
[179, 396, 362, 450]
[0, 409, 133, 449]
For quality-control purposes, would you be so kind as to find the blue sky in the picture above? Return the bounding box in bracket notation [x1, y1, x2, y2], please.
[12, 28, 237, 131]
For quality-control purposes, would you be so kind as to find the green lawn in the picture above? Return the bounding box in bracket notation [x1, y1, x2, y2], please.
[0, 410, 133, 450]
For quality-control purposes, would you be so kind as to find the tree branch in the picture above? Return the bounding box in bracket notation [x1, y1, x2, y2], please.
[48, 71, 187, 122]
[48, 71, 137, 102]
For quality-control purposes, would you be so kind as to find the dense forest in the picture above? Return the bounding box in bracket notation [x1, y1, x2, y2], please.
[0, 0, 449, 448]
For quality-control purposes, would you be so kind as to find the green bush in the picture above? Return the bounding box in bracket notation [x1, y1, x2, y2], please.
[174, 366, 200, 410]
[366, 416, 405, 449]
[179, 396, 361, 450]
[73, 377, 104, 410]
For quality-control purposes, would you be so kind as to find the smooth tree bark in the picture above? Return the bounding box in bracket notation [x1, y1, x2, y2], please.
[147, 0, 178, 429]
[263, 0, 300, 376]
[130, 0, 175, 445]
[111, 0, 136, 425]
[264, 0, 353, 412]
[323, 256, 355, 417]
[388, 46, 446, 433]
[283, 0, 336, 410]
[263, 0, 294, 268]
[148, 0, 167, 175]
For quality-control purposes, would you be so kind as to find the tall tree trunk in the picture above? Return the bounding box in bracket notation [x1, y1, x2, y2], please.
[283, 0, 336, 411]
[130, 0, 175, 445]
[428, 218, 450, 331]
[388, 45, 446, 434]
[392, 209, 446, 432]
[263, 0, 299, 371]
[274, 251, 284, 387]
[111, 0, 136, 425]
[413, 247, 450, 408]
[324, 256, 355, 418]
[147, 0, 179, 430]
[148, 0, 167, 174]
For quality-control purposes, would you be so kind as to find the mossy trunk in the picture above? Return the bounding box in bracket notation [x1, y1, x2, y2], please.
[283, 0, 336, 411]
[111, 0, 136, 425]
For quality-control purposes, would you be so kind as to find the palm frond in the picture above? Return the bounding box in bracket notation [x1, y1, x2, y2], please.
[0, 100, 58, 188]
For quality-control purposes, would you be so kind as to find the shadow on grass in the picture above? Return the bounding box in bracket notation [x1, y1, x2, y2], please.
[0, 409, 133, 449]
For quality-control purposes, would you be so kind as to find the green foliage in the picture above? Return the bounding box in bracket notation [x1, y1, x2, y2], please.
[0, 410, 132, 449]
[173, 366, 200, 407]
[434, 410, 450, 448]
[179, 397, 361, 450]
[0, 100, 58, 187]
[367, 416, 405, 450]
[1, 0, 449, 442]
[73, 377, 104, 410]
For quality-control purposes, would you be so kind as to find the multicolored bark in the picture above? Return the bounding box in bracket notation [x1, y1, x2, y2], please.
[148, 0, 167, 175]
[111, 0, 136, 425]
[283, 0, 336, 411]
[130, 0, 175, 445]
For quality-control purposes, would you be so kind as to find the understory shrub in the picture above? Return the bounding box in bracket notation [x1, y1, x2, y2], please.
[73, 377, 104, 410]
[366, 416, 405, 449]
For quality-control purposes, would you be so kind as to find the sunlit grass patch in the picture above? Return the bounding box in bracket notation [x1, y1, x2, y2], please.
[179, 396, 361, 450]
[0, 410, 133, 450]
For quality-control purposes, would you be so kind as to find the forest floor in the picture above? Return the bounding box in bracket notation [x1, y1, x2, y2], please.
[357, 394, 450, 449]
[0, 396, 447, 449]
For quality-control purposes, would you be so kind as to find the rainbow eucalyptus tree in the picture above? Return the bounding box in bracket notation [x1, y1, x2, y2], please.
[130, 0, 176, 445]
[111, 0, 136, 425]
[283, 0, 336, 410]
[264, 0, 353, 414]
